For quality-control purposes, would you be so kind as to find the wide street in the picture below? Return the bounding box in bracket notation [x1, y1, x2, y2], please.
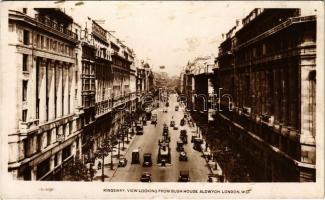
[110, 94, 210, 182]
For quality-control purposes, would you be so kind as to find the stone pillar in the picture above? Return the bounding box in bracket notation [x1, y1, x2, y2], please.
[57, 151, 62, 165]
[300, 66, 316, 164]
[56, 61, 63, 117]
[39, 58, 47, 123]
[51, 128, 56, 145]
[63, 63, 69, 116]
[48, 60, 55, 121]
[69, 64, 74, 115]
[28, 55, 37, 120]
[50, 154, 55, 170]
[31, 165, 37, 180]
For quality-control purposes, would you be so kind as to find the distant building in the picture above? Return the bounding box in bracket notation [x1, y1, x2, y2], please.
[212, 8, 316, 181]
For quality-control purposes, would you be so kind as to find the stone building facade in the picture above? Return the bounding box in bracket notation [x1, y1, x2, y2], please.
[212, 8, 316, 181]
[7, 8, 80, 180]
[6, 8, 154, 181]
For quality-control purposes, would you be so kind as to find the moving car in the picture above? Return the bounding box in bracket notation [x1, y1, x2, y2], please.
[143, 153, 153, 167]
[118, 157, 128, 167]
[176, 141, 184, 152]
[140, 172, 152, 182]
[178, 170, 190, 182]
[151, 114, 157, 124]
[180, 130, 188, 144]
[170, 120, 175, 127]
[158, 142, 171, 164]
[136, 123, 144, 135]
[179, 151, 188, 161]
[131, 149, 140, 164]
[180, 118, 185, 126]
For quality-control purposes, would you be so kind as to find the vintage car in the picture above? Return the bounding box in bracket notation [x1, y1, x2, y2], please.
[175, 106, 179, 111]
[180, 130, 188, 143]
[180, 118, 185, 126]
[140, 172, 152, 182]
[173, 124, 179, 130]
[118, 157, 128, 167]
[193, 138, 203, 151]
[170, 120, 175, 127]
[136, 123, 144, 135]
[176, 141, 184, 152]
[143, 153, 153, 167]
[131, 149, 140, 164]
[179, 151, 188, 161]
[151, 114, 158, 124]
[178, 170, 190, 182]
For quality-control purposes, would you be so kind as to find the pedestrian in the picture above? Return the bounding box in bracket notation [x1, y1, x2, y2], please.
[97, 161, 102, 170]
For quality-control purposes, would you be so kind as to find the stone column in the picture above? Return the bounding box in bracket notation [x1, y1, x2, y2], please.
[300, 66, 316, 164]
[56, 61, 63, 117]
[39, 58, 47, 123]
[48, 60, 55, 121]
[31, 165, 37, 180]
[28, 55, 37, 120]
[50, 154, 55, 171]
[63, 63, 69, 116]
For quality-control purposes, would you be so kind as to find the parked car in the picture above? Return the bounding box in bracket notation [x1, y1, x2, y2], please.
[118, 157, 128, 167]
[207, 174, 220, 182]
[175, 106, 179, 111]
[143, 153, 153, 167]
[193, 138, 203, 151]
[170, 120, 175, 127]
[140, 172, 152, 182]
[178, 170, 190, 182]
[173, 125, 179, 130]
[179, 151, 188, 161]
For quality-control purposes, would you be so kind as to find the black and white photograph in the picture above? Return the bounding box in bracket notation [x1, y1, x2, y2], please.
[0, 1, 324, 199]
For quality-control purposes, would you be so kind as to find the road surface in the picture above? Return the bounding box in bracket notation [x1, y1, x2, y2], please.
[110, 94, 210, 182]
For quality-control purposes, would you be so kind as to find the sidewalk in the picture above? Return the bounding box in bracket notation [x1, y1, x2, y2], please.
[184, 110, 225, 181]
[92, 134, 137, 181]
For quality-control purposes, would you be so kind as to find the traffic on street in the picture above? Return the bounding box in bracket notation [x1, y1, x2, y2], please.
[110, 93, 211, 182]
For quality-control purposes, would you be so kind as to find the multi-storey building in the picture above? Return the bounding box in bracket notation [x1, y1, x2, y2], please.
[212, 8, 316, 181]
[6, 8, 152, 181]
[7, 8, 80, 180]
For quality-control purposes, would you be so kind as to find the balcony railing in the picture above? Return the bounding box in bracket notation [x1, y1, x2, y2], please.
[34, 14, 78, 42]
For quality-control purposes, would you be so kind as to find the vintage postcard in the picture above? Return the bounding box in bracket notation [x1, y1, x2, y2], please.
[0, 1, 324, 199]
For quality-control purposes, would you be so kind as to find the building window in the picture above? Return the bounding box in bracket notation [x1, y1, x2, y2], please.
[23, 8, 27, 14]
[22, 109, 27, 122]
[46, 38, 49, 50]
[23, 54, 28, 72]
[22, 80, 28, 101]
[37, 134, 42, 152]
[69, 121, 72, 135]
[62, 145, 71, 161]
[36, 158, 50, 180]
[47, 131, 51, 146]
[23, 30, 30, 45]
[40, 36, 44, 48]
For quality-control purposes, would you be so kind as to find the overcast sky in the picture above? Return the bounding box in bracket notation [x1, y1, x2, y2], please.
[9, 1, 318, 76]
[66, 1, 258, 76]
